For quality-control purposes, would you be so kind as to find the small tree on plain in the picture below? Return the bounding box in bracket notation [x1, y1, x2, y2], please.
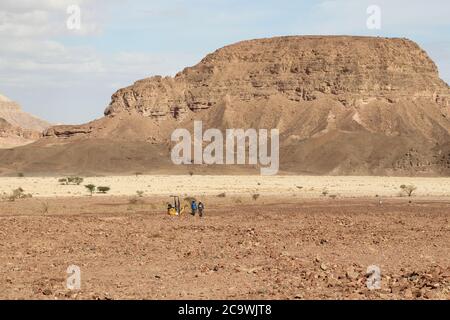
[97, 186, 110, 194]
[136, 190, 144, 197]
[400, 184, 417, 197]
[85, 184, 96, 196]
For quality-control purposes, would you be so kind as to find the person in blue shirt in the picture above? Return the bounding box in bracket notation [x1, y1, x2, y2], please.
[191, 200, 198, 216]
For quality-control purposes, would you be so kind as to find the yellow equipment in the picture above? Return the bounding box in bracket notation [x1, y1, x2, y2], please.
[167, 195, 186, 216]
[168, 206, 178, 216]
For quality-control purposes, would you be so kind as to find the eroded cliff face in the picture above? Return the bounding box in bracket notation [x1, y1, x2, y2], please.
[0, 95, 51, 132]
[0, 118, 41, 148]
[1, 36, 449, 175]
[0, 94, 50, 148]
[105, 36, 449, 121]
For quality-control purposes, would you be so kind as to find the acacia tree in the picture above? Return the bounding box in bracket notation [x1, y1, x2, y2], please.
[85, 184, 96, 196]
[400, 184, 417, 197]
[97, 186, 110, 194]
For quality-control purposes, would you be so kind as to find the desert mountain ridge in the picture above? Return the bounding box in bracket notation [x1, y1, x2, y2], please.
[0, 117, 42, 149]
[0, 94, 51, 149]
[0, 94, 51, 132]
[0, 36, 449, 176]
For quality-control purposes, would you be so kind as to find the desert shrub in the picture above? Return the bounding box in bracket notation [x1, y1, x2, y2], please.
[97, 186, 110, 194]
[59, 176, 83, 185]
[128, 197, 140, 205]
[85, 184, 96, 195]
[7, 187, 32, 201]
[329, 194, 337, 199]
[217, 192, 226, 198]
[136, 190, 144, 197]
[68, 176, 84, 185]
[17, 172, 24, 177]
[252, 193, 260, 201]
[14, 187, 24, 198]
[188, 171, 194, 176]
[400, 184, 417, 197]
[322, 188, 329, 197]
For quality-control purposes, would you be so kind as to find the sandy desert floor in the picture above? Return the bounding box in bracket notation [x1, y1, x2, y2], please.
[1, 175, 450, 199]
[0, 188, 449, 299]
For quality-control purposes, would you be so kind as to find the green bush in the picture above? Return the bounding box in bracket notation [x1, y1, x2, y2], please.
[68, 176, 84, 185]
[400, 184, 417, 197]
[7, 187, 32, 201]
[97, 186, 111, 194]
[85, 184, 96, 195]
[136, 190, 144, 197]
[60, 176, 84, 185]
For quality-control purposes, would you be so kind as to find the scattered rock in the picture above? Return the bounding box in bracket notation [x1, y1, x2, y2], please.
[42, 289, 52, 296]
[346, 267, 359, 280]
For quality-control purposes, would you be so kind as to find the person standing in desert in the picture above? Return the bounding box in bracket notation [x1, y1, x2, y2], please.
[198, 202, 204, 217]
[191, 200, 198, 216]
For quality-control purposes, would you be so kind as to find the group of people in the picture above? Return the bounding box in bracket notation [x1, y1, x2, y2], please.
[190, 200, 204, 217]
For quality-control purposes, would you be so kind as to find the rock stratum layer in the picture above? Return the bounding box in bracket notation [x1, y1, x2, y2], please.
[0, 94, 50, 132]
[0, 118, 41, 149]
[0, 94, 50, 149]
[1, 36, 449, 176]
[105, 36, 449, 120]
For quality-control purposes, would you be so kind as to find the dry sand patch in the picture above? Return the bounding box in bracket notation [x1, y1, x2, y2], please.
[0, 175, 450, 199]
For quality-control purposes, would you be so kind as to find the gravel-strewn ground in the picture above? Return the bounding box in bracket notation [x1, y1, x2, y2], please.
[0, 196, 449, 299]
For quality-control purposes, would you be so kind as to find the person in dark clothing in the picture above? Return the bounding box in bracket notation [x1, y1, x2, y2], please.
[198, 202, 204, 217]
[191, 200, 198, 216]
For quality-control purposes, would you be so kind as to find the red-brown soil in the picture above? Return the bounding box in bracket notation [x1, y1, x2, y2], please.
[0, 196, 448, 299]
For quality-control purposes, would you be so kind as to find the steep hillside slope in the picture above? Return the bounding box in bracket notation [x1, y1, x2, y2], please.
[0, 36, 449, 176]
[0, 94, 50, 132]
[0, 94, 50, 149]
[0, 118, 41, 148]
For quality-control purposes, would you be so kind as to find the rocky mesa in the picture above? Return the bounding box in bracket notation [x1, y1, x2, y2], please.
[105, 36, 449, 120]
[1, 36, 449, 176]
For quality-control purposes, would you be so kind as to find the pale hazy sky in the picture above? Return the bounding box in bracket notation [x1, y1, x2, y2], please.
[1, 0, 449, 124]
